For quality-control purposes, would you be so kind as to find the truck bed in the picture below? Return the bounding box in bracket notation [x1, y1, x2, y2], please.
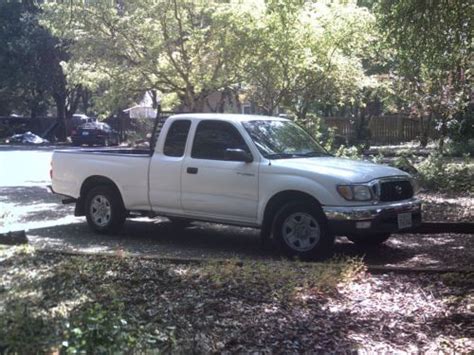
[57, 148, 151, 157]
[52, 147, 152, 210]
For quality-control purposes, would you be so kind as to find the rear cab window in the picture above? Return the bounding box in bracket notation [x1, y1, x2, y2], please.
[163, 120, 191, 157]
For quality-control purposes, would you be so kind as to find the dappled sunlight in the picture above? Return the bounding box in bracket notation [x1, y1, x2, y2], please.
[0, 184, 79, 233]
[324, 273, 472, 352]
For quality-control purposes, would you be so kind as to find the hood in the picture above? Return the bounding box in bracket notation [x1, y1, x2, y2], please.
[272, 157, 409, 183]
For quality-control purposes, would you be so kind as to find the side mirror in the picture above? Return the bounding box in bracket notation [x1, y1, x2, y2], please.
[225, 148, 253, 163]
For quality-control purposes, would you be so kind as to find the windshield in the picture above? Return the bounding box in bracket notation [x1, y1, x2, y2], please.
[242, 120, 330, 159]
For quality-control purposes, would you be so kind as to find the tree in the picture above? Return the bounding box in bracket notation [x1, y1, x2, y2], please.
[376, 0, 473, 149]
[0, 2, 55, 118]
[43, 0, 251, 115]
[0, 1, 86, 140]
[238, 0, 376, 121]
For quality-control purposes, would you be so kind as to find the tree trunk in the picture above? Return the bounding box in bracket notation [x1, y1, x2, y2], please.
[54, 94, 67, 142]
[82, 89, 92, 116]
[438, 114, 447, 154]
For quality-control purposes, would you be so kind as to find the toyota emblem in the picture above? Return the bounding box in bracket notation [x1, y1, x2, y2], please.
[395, 185, 403, 194]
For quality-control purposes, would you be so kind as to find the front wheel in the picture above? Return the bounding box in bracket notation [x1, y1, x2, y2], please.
[85, 186, 126, 234]
[273, 202, 334, 261]
[347, 233, 391, 246]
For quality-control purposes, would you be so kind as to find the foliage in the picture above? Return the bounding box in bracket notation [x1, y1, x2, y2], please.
[334, 145, 364, 160]
[62, 301, 136, 354]
[42, 0, 251, 116]
[445, 138, 474, 157]
[239, 1, 376, 118]
[297, 114, 337, 152]
[0, 303, 55, 354]
[0, 2, 60, 118]
[376, 0, 473, 148]
[0, 247, 365, 353]
[390, 152, 419, 175]
[0, 0, 472, 149]
[415, 153, 474, 193]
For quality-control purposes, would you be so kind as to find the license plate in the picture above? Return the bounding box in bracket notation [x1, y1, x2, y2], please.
[82, 131, 89, 136]
[397, 212, 412, 229]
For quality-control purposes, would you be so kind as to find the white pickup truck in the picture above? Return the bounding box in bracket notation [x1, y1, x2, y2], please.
[51, 113, 421, 260]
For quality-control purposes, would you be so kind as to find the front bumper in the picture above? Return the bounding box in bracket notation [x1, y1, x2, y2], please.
[323, 198, 422, 235]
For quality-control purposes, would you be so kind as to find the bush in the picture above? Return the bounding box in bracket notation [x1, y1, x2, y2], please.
[0, 303, 55, 354]
[444, 138, 474, 156]
[415, 153, 473, 192]
[391, 153, 419, 175]
[297, 115, 338, 152]
[331, 144, 474, 193]
[334, 145, 364, 160]
[62, 301, 137, 354]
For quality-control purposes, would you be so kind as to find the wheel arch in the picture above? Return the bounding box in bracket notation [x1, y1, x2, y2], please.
[75, 175, 125, 216]
[261, 190, 326, 238]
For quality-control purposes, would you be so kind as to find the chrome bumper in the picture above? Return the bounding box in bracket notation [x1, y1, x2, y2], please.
[323, 198, 422, 221]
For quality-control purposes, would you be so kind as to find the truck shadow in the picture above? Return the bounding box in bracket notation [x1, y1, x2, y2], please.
[24, 218, 472, 268]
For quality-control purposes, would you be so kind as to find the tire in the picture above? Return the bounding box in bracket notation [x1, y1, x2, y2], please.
[85, 186, 126, 234]
[168, 217, 191, 228]
[347, 233, 391, 246]
[273, 201, 334, 261]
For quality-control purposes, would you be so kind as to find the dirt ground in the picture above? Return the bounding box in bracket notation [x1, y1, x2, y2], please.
[1, 146, 473, 353]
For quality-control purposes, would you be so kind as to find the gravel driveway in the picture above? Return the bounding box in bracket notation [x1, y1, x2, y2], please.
[1, 145, 473, 269]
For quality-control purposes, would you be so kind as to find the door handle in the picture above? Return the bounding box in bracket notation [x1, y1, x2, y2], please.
[187, 167, 198, 174]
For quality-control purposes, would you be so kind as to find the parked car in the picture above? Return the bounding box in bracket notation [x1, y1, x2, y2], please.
[9, 131, 49, 144]
[52, 114, 421, 260]
[71, 122, 119, 147]
[71, 114, 95, 126]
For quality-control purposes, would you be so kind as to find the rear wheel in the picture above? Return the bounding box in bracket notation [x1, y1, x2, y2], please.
[85, 186, 126, 233]
[273, 201, 334, 261]
[347, 233, 391, 246]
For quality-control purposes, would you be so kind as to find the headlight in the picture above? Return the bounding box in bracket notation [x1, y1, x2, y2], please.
[410, 177, 421, 194]
[337, 185, 373, 201]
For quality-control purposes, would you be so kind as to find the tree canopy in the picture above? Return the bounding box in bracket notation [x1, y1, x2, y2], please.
[0, 0, 471, 146]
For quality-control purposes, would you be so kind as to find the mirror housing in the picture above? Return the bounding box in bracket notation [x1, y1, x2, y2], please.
[225, 148, 253, 163]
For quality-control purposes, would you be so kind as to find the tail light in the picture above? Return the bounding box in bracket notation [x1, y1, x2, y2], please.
[50, 160, 53, 179]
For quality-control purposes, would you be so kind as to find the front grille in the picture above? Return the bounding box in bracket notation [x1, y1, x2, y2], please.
[380, 180, 413, 202]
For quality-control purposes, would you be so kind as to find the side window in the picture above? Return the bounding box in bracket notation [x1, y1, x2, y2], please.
[163, 120, 191, 157]
[191, 121, 250, 161]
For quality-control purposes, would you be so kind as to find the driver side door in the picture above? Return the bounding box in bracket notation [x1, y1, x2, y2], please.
[181, 120, 259, 224]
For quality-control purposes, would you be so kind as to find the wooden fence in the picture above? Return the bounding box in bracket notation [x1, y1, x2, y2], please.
[323, 115, 426, 145]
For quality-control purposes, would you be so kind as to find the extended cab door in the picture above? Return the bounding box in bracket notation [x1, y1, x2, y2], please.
[181, 120, 259, 224]
[148, 119, 192, 214]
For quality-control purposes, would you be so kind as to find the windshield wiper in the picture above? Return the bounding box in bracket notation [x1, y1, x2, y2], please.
[266, 151, 331, 159]
[266, 153, 298, 159]
[295, 151, 331, 157]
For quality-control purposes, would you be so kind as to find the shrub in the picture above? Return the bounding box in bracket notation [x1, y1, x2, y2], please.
[62, 301, 137, 354]
[415, 153, 473, 192]
[0, 304, 55, 354]
[391, 153, 418, 175]
[444, 138, 474, 157]
[334, 145, 364, 160]
[297, 115, 338, 152]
